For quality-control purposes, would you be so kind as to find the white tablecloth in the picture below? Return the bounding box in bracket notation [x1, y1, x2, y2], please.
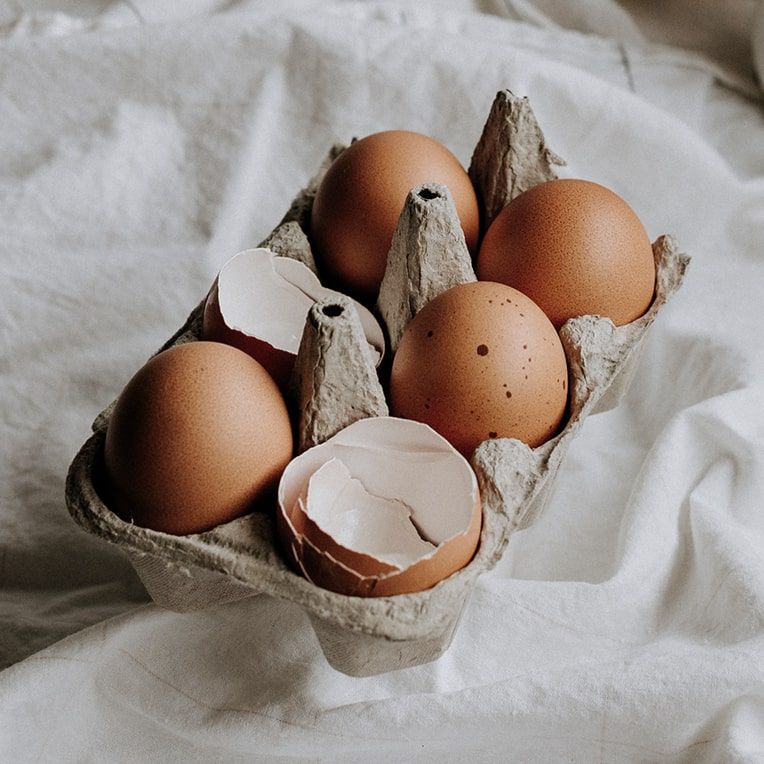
[1, 1, 763, 761]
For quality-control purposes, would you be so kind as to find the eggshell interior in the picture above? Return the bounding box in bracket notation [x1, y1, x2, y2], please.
[202, 248, 385, 389]
[304, 459, 437, 568]
[277, 417, 482, 597]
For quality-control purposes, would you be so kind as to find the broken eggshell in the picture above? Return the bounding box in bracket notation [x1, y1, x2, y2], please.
[277, 417, 482, 597]
[202, 248, 385, 390]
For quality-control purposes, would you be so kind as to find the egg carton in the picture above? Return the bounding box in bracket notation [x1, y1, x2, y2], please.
[65, 90, 689, 677]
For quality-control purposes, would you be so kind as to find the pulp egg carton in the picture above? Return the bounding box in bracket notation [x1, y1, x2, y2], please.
[65, 91, 689, 677]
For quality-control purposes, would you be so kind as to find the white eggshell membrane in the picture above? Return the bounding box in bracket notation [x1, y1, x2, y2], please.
[217, 248, 384, 364]
[304, 458, 437, 569]
[278, 417, 481, 595]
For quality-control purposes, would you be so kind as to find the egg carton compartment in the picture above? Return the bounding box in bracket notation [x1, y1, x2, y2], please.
[66, 90, 689, 677]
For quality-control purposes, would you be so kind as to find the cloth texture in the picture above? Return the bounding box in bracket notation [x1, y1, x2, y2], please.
[1, 1, 763, 761]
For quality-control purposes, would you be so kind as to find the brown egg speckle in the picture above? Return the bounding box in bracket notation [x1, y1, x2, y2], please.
[390, 282, 569, 456]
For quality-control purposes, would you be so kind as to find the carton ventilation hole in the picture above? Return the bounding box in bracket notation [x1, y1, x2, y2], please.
[322, 304, 344, 317]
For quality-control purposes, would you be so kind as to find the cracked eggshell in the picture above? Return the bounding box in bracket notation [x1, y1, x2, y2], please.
[202, 248, 385, 390]
[276, 417, 482, 597]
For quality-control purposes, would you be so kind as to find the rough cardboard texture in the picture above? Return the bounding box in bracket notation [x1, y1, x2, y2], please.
[260, 220, 317, 275]
[591, 236, 687, 414]
[65, 90, 690, 676]
[127, 551, 255, 613]
[377, 183, 476, 352]
[307, 596, 468, 676]
[291, 295, 389, 453]
[469, 89, 565, 226]
[472, 235, 688, 543]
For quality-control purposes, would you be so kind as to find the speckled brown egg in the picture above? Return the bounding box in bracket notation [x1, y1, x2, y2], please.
[389, 282, 568, 457]
[476, 179, 656, 329]
[310, 131, 480, 302]
[103, 341, 294, 535]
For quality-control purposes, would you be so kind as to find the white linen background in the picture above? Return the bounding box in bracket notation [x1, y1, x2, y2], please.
[1, 0, 763, 761]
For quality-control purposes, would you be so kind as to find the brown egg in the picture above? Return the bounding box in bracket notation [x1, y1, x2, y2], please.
[476, 179, 656, 329]
[310, 131, 480, 302]
[103, 341, 294, 535]
[389, 282, 568, 457]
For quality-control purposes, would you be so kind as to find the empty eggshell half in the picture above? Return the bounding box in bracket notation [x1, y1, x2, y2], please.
[202, 248, 385, 389]
[277, 417, 482, 597]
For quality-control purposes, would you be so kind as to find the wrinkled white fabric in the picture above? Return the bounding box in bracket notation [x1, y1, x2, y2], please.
[1, 1, 763, 761]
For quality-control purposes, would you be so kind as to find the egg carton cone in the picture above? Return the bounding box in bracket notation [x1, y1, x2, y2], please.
[291, 294, 389, 454]
[377, 182, 476, 352]
[66, 90, 689, 677]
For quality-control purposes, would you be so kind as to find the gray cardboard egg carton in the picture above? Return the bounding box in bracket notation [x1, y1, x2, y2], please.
[66, 90, 689, 677]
